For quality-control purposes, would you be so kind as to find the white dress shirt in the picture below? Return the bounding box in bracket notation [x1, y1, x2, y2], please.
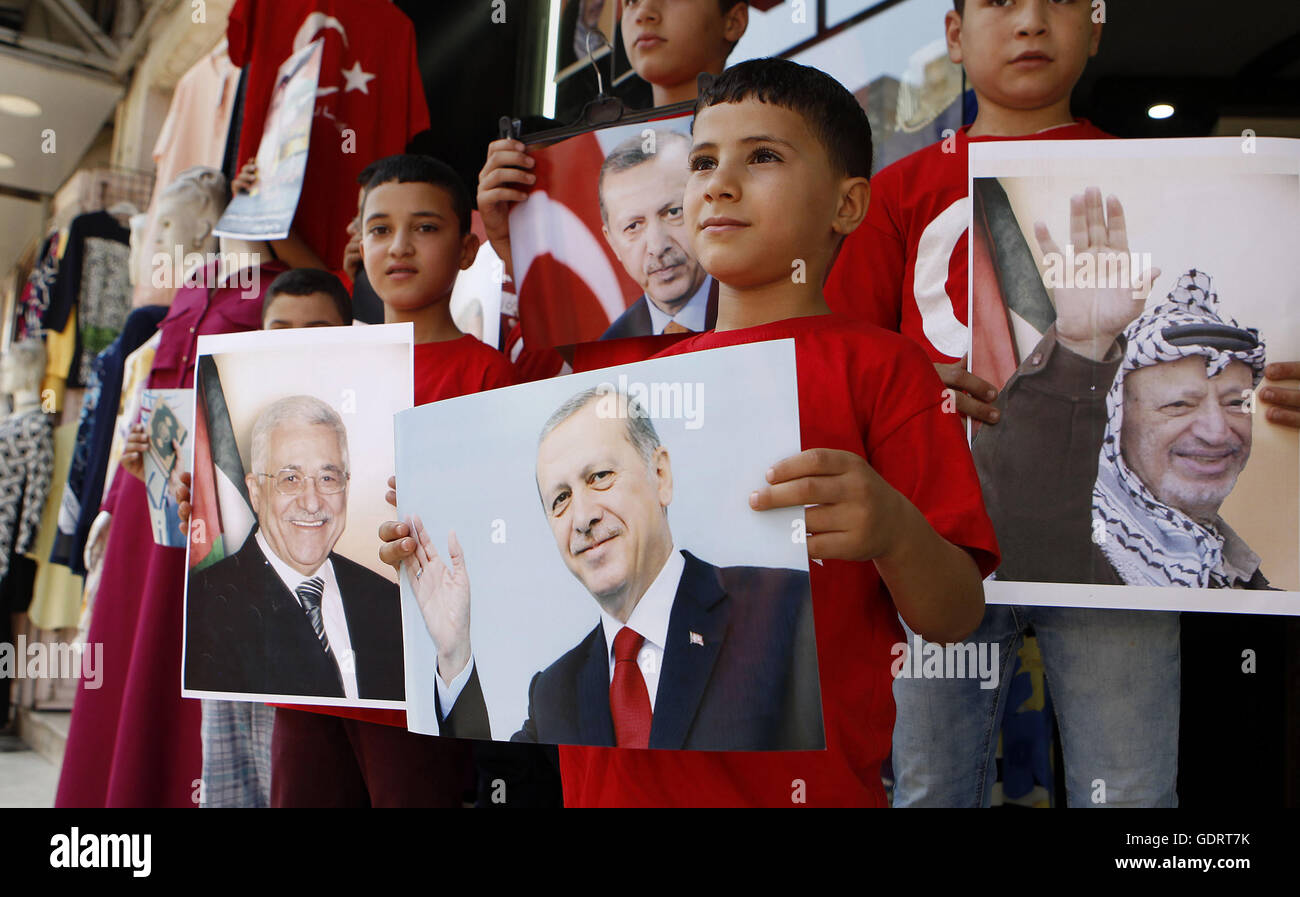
[598, 545, 682, 712]
[436, 547, 687, 716]
[255, 531, 358, 699]
[645, 276, 712, 335]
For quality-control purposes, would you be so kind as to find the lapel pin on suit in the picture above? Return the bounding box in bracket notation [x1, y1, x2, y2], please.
[689, 631, 704, 646]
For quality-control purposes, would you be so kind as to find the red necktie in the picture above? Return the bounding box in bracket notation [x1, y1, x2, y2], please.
[610, 626, 652, 748]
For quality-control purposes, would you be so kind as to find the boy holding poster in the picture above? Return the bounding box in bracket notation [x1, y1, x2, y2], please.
[265, 155, 532, 808]
[382, 58, 1001, 807]
[828, 0, 1300, 806]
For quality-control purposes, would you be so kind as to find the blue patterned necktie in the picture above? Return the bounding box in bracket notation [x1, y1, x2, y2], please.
[295, 576, 331, 658]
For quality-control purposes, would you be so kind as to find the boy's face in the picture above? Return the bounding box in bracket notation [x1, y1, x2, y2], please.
[263, 291, 348, 329]
[360, 181, 477, 312]
[685, 98, 860, 290]
[947, 0, 1101, 113]
[622, 0, 746, 88]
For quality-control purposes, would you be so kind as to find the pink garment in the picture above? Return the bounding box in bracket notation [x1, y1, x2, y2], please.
[132, 42, 241, 309]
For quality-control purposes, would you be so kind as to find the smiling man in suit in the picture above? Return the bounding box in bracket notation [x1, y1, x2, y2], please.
[598, 130, 718, 339]
[407, 385, 821, 751]
[185, 395, 402, 701]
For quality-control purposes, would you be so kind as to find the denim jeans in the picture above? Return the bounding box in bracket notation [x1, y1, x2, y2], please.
[891, 604, 1180, 807]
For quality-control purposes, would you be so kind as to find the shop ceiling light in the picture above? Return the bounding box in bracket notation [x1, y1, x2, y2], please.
[1147, 103, 1175, 120]
[0, 95, 41, 117]
[0, 153, 15, 168]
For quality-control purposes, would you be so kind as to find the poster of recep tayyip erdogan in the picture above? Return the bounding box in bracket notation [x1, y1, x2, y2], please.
[182, 324, 414, 707]
[966, 137, 1300, 614]
[395, 340, 823, 750]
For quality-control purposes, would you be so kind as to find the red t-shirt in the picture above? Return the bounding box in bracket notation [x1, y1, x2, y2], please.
[281, 334, 516, 726]
[825, 120, 1112, 363]
[227, 0, 430, 269]
[558, 314, 1000, 806]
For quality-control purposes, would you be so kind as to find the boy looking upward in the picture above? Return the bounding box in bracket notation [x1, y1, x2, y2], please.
[382, 57, 1000, 807]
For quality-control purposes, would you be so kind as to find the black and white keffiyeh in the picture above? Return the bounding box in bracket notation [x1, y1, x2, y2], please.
[1091, 270, 1266, 588]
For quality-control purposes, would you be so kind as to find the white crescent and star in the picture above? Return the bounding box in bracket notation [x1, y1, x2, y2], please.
[291, 14, 377, 97]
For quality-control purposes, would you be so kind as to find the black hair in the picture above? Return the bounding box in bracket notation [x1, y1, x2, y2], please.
[953, 0, 964, 13]
[359, 154, 472, 235]
[263, 268, 352, 324]
[695, 57, 873, 180]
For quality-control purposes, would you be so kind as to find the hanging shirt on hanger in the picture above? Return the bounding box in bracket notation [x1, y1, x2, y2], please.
[0, 409, 55, 586]
[227, 0, 430, 270]
[46, 210, 133, 388]
[16, 233, 60, 342]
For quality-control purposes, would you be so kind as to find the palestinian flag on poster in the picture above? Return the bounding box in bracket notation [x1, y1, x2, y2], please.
[189, 356, 256, 571]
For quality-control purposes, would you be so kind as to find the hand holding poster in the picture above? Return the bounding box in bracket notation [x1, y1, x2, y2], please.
[968, 137, 1300, 614]
[394, 340, 822, 750]
[214, 39, 323, 242]
[182, 324, 414, 707]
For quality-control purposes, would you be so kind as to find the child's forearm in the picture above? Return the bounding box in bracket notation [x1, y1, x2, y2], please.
[874, 501, 985, 644]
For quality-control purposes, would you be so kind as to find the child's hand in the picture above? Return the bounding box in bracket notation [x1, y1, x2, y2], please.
[935, 359, 999, 425]
[120, 423, 150, 482]
[1262, 361, 1300, 428]
[231, 158, 258, 195]
[477, 138, 535, 277]
[1034, 187, 1160, 361]
[378, 476, 416, 567]
[749, 448, 905, 562]
[342, 215, 363, 281]
[172, 469, 192, 533]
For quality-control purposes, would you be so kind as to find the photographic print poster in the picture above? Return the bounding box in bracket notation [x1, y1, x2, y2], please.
[968, 137, 1300, 613]
[141, 388, 193, 548]
[215, 39, 323, 242]
[395, 339, 822, 750]
[181, 323, 414, 707]
[510, 112, 715, 349]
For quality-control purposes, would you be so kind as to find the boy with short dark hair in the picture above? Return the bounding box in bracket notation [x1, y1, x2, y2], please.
[261, 268, 353, 329]
[382, 57, 1000, 807]
[270, 154, 534, 807]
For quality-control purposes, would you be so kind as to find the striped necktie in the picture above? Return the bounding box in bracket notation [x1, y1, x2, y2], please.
[295, 576, 331, 658]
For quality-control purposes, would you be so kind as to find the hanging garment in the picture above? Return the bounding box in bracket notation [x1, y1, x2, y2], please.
[46, 211, 132, 388]
[50, 306, 168, 574]
[26, 422, 83, 631]
[0, 409, 55, 585]
[15, 233, 60, 342]
[227, 0, 429, 269]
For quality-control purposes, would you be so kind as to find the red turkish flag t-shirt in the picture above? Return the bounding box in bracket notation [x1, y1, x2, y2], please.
[228, 0, 430, 269]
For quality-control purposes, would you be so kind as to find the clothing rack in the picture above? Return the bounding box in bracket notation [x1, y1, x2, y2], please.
[48, 166, 156, 233]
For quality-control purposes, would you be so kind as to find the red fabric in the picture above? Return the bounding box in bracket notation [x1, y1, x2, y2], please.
[825, 121, 1113, 367]
[502, 320, 566, 384]
[56, 265, 282, 807]
[281, 334, 517, 727]
[227, 0, 429, 269]
[558, 314, 1000, 807]
[609, 627, 651, 749]
[188, 384, 218, 569]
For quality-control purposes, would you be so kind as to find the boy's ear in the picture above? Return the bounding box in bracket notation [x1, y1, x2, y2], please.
[459, 232, 480, 270]
[1089, 18, 1103, 58]
[832, 177, 871, 238]
[722, 2, 748, 46]
[944, 9, 964, 65]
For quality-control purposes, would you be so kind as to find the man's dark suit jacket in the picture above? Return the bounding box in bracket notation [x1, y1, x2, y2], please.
[185, 532, 404, 699]
[598, 279, 719, 341]
[438, 550, 823, 750]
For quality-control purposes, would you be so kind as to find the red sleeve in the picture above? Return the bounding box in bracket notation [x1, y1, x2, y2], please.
[479, 346, 519, 391]
[863, 339, 1000, 577]
[226, 0, 252, 66]
[825, 167, 906, 332]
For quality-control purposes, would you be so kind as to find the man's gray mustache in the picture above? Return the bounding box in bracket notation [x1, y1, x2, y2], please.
[571, 525, 621, 555]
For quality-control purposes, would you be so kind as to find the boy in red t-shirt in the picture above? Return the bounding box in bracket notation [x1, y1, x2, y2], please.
[272, 156, 533, 807]
[381, 58, 1000, 806]
[830, 1, 1300, 807]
